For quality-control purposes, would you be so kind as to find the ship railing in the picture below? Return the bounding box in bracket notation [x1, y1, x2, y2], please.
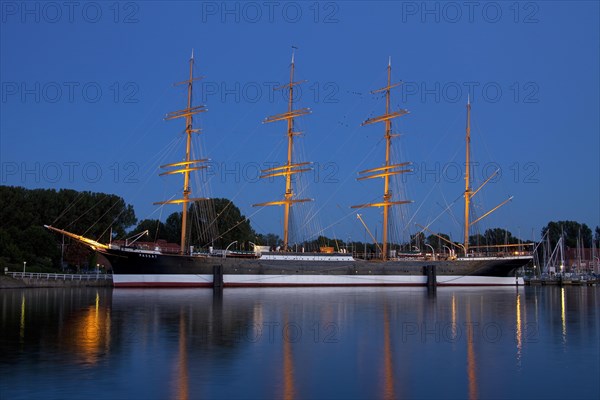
[6, 272, 113, 281]
[465, 250, 533, 258]
[111, 242, 181, 254]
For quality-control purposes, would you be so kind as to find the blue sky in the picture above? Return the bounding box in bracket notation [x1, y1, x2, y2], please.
[1, 1, 599, 244]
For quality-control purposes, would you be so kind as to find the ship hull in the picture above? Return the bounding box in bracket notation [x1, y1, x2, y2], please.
[100, 248, 529, 287]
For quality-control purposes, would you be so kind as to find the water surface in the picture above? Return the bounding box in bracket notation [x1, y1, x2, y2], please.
[1, 286, 598, 399]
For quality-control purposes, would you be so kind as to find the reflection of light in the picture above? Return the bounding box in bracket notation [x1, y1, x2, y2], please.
[71, 291, 111, 365]
[561, 287, 567, 344]
[451, 294, 457, 327]
[253, 304, 263, 327]
[515, 294, 522, 367]
[19, 293, 25, 343]
[175, 311, 189, 400]
[283, 314, 296, 400]
[466, 301, 478, 400]
[383, 307, 395, 400]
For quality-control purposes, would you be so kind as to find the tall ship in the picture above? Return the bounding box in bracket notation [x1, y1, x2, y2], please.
[46, 51, 532, 287]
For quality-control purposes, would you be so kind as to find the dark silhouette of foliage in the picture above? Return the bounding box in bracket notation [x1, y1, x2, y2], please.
[255, 233, 282, 247]
[0, 185, 136, 270]
[542, 221, 592, 248]
[128, 219, 168, 242]
[427, 233, 451, 252]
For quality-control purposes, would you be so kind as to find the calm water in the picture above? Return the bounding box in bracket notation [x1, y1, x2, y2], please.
[1, 286, 598, 399]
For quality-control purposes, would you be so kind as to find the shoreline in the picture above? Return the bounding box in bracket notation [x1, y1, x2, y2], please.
[0, 274, 113, 289]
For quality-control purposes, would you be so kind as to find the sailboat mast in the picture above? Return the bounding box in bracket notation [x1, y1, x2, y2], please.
[253, 49, 312, 252]
[180, 53, 195, 254]
[154, 51, 209, 255]
[283, 52, 296, 250]
[352, 58, 412, 261]
[464, 97, 472, 254]
[382, 59, 392, 261]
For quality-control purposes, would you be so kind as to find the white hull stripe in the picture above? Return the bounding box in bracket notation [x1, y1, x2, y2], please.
[113, 274, 523, 286]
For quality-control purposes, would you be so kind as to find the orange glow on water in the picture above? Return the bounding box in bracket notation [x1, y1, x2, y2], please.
[466, 301, 478, 400]
[70, 291, 111, 365]
[283, 314, 296, 400]
[174, 311, 189, 400]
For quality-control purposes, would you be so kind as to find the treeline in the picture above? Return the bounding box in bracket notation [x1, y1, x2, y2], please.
[0, 186, 282, 270]
[0, 186, 135, 271]
[1, 185, 598, 270]
[541, 220, 598, 248]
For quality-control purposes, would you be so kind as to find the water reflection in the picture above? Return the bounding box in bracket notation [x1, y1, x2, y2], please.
[515, 292, 522, 368]
[282, 313, 296, 400]
[1, 288, 113, 367]
[0, 287, 598, 399]
[175, 310, 189, 400]
[19, 293, 25, 343]
[71, 290, 112, 365]
[561, 287, 567, 345]
[465, 299, 478, 400]
[382, 305, 395, 400]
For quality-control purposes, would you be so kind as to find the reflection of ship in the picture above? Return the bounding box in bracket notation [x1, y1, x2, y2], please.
[46, 51, 531, 287]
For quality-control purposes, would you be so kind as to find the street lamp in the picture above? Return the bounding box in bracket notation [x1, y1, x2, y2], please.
[23, 261, 26, 274]
[223, 241, 238, 259]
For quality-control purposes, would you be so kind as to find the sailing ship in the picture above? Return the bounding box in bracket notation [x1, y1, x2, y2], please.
[46, 51, 532, 287]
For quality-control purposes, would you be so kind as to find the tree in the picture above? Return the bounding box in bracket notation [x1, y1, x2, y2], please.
[165, 212, 182, 243]
[128, 219, 167, 242]
[542, 221, 592, 248]
[0, 185, 136, 270]
[208, 198, 254, 249]
[483, 228, 519, 246]
[468, 233, 485, 247]
[255, 233, 282, 247]
[427, 233, 450, 252]
[410, 232, 426, 252]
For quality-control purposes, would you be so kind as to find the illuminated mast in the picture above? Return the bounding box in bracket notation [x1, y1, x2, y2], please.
[155, 50, 209, 255]
[464, 96, 472, 254]
[462, 97, 513, 256]
[253, 48, 312, 251]
[352, 58, 412, 261]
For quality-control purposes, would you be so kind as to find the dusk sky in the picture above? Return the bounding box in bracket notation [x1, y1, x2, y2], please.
[1, 1, 598, 245]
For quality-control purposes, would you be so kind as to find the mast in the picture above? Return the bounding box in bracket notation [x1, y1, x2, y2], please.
[464, 96, 472, 254]
[253, 49, 312, 251]
[154, 51, 209, 255]
[461, 98, 513, 256]
[352, 58, 411, 261]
